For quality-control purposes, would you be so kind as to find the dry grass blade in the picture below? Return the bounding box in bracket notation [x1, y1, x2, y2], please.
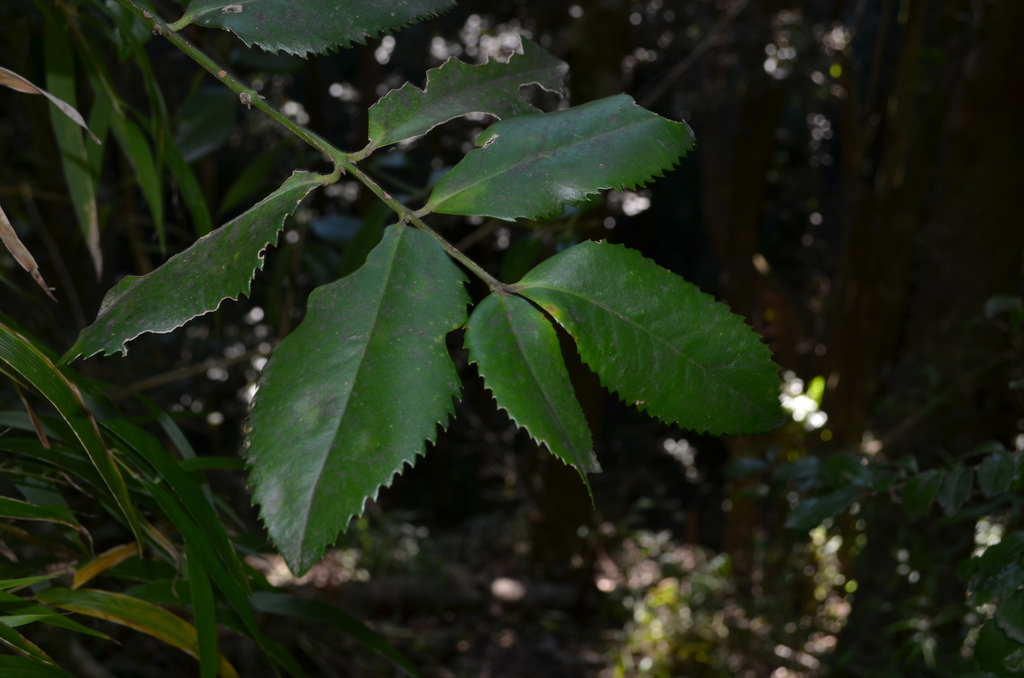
[0, 66, 101, 144]
[0, 201, 57, 301]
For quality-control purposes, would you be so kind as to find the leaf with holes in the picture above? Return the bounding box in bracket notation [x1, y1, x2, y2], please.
[65, 171, 327, 361]
[247, 225, 468, 575]
[178, 0, 456, 56]
[465, 292, 598, 488]
[361, 38, 567, 156]
[512, 241, 781, 434]
[425, 94, 693, 221]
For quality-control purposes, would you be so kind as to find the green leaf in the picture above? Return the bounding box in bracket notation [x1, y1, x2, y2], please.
[44, 12, 102, 277]
[938, 464, 973, 516]
[362, 38, 567, 155]
[426, 94, 694, 221]
[178, 0, 456, 56]
[997, 591, 1024, 643]
[0, 322, 143, 546]
[252, 592, 419, 677]
[0, 591, 111, 640]
[165, 135, 214, 236]
[465, 292, 598, 487]
[217, 147, 281, 217]
[0, 617, 56, 665]
[248, 225, 469, 574]
[0, 655, 78, 678]
[903, 469, 942, 520]
[0, 495, 80, 529]
[186, 545, 219, 678]
[972, 563, 1024, 606]
[36, 588, 239, 678]
[978, 452, 1016, 498]
[973, 532, 1024, 589]
[65, 171, 327, 360]
[500, 233, 543, 284]
[174, 87, 237, 164]
[784, 486, 860, 531]
[512, 240, 781, 434]
[110, 115, 165, 253]
[338, 203, 391, 278]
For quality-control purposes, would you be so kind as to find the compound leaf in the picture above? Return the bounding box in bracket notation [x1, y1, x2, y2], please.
[179, 0, 456, 57]
[425, 94, 694, 221]
[512, 241, 781, 434]
[362, 38, 567, 155]
[65, 171, 327, 360]
[247, 225, 468, 575]
[465, 292, 598, 487]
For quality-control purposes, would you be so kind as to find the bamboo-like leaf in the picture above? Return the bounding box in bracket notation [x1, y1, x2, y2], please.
[0, 67, 99, 143]
[0, 591, 110, 639]
[0, 495, 80, 529]
[465, 293, 598, 487]
[186, 545, 219, 678]
[36, 588, 239, 678]
[177, 0, 456, 56]
[0, 617, 55, 665]
[248, 225, 469, 575]
[426, 94, 694, 221]
[44, 14, 102, 277]
[512, 241, 782, 434]
[362, 38, 567, 156]
[109, 116, 166, 254]
[73, 543, 140, 589]
[0, 655, 77, 677]
[0, 203, 55, 301]
[65, 171, 328, 360]
[0, 321, 143, 546]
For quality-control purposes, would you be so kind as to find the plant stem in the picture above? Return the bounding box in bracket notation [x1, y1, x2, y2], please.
[340, 160, 508, 292]
[111, 0, 506, 293]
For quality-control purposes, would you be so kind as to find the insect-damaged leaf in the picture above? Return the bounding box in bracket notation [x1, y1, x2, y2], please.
[247, 225, 468, 575]
[361, 38, 567, 156]
[65, 171, 326, 360]
[178, 0, 456, 57]
[465, 293, 598, 489]
[426, 94, 694, 221]
[513, 241, 782, 435]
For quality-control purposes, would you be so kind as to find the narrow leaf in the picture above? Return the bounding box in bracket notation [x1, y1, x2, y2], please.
[464, 293, 598, 487]
[73, 543, 140, 589]
[0, 322, 143, 546]
[178, 0, 456, 56]
[938, 464, 973, 516]
[0, 203, 55, 301]
[0, 655, 78, 678]
[978, 451, 1015, 498]
[0, 66, 99, 143]
[186, 545, 219, 678]
[513, 241, 782, 434]
[165, 136, 214, 236]
[248, 225, 469, 575]
[36, 588, 239, 678]
[426, 94, 694, 221]
[903, 469, 942, 520]
[784, 486, 860, 531]
[363, 38, 567, 155]
[0, 495, 80, 529]
[0, 591, 110, 640]
[44, 14, 102, 277]
[65, 171, 327, 360]
[109, 116, 165, 254]
[252, 592, 420, 677]
[0, 617, 55, 665]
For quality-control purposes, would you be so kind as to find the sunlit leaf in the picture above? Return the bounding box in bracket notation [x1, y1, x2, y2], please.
[465, 292, 598, 488]
[362, 38, 566, 155]
[248, 225, 468, 574]
[65, 171, 328, 360]
[513, 241, 782, 434]
[36, 588, 239, 678]
[177, 0, 456, 56]
[426, 94, 694, 221]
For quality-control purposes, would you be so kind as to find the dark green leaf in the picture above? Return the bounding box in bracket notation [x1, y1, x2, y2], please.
[500, 234, 543, 284]
[363, 39, 566, 155]
[975, 622, 1022, 676]
[66, 171, 327, 360]
[973, 532, 1024, 588]
[165, 133, 213, 236]
[248, 225, 469, 574]
[174, 87, 237, 164]
[338, 203, 391, 278]
[0, 495, 79, 529]
[513, 240, 781, 434]
[217, 147, 280, 217]
[972, 563, 1024, 606]
[997, 591, 1024, 643]
[0, 322, 142, 545]
[0, 617, 55, 664]
[465, 292, 598, 488]
[979, 452, 1016, 498]
[985, 295, 1022, 319]
[252, 592, 419, 677]
[110, 115, 165, 253]
[903, 469, 943, 521]
[0, 591, 110, 640]
[784, 486, 860, 531]
[178, 0, 456, 56]
[723, 458, 769, 480]
[938, 464, 973, 516]
[186, 545, 218, 678]
[426, 94, 694, 221]
[0, 655, 78, 678]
